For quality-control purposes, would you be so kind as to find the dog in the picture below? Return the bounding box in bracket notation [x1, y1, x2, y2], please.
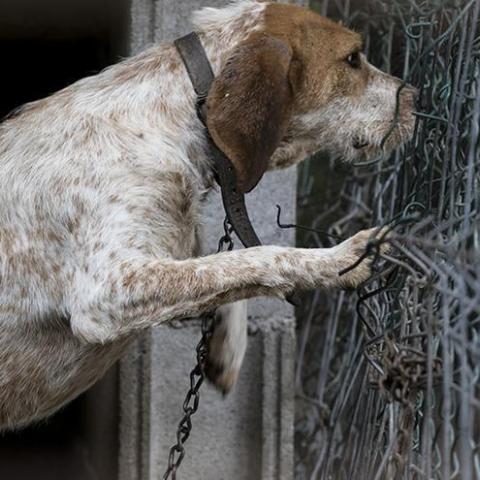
[0, 0, 416, 431]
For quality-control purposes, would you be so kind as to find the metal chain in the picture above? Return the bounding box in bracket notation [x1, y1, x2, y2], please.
[162, 217, 234, 480]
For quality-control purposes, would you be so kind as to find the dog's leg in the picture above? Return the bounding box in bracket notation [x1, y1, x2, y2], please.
[205, 300, 248, 393]
[194, 220, 249, 392]
[70, 228, 386, 344]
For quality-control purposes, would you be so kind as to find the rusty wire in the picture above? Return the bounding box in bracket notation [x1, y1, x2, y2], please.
[295, 0, 480, 478]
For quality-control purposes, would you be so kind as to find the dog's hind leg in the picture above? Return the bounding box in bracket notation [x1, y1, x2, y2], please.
[205, 300, 248, 393]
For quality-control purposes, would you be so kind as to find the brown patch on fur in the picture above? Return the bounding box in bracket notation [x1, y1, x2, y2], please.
[263, 4, 367, 111]
[163, 56, 181, 74]
[66, 217, 80, 234]
[206, 4, 370, 192]
[47, 230, 63, 244]
[207, 35, 294, 193]
[122, 270, 135, 290]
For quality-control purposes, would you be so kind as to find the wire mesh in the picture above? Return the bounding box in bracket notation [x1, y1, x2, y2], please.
[294, 0, 480, 478]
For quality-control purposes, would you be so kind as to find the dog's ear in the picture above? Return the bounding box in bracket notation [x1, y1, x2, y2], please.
[206, 35, 294, 193]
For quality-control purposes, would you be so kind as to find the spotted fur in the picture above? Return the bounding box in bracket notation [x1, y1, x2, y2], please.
[0, 0, 414, 429]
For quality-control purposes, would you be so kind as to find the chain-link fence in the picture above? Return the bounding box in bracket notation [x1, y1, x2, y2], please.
[294, 0, 480, 478]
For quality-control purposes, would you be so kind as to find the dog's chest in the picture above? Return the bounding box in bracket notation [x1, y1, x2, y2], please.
[111, 168, 204, 260]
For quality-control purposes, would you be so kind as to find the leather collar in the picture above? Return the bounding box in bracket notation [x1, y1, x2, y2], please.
[175, 32, 299, 306]
[174, 32, 261, 248]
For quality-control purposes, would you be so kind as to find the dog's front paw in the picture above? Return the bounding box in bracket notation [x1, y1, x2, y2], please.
[334, 227, 390, 289]
[205, 301, 248, 394]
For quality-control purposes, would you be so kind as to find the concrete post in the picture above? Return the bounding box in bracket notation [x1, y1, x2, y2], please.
[119, 2, 306, 479]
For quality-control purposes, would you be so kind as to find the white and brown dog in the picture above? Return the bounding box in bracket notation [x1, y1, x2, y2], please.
[0, 0, 416, 430]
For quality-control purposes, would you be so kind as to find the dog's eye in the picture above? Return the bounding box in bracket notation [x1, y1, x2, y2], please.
[346, 52, 361, 69]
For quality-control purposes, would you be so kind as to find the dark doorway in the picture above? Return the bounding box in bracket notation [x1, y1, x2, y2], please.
[0, 37, 111, 119]
[0, 0, 129, 478]
[0, 369, 120, 480]
[0, 0, 129, 119]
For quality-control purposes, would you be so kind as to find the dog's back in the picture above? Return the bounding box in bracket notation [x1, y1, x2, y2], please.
[0, 42, 202, 429]
[0, 0, 415, 431]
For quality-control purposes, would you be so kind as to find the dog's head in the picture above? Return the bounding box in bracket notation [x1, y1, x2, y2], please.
[203, 1, 417, 193]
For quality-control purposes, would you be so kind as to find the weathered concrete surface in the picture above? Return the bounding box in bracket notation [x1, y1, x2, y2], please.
[119, 2, 306, 479]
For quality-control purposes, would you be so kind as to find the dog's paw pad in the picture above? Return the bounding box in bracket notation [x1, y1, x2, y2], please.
[337, 227, 391, 289]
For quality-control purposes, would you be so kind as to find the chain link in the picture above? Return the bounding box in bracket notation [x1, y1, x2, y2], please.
[162, 218, 234, 480]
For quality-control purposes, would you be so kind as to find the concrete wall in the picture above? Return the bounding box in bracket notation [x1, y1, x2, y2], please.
[119, 1, 306, 479]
